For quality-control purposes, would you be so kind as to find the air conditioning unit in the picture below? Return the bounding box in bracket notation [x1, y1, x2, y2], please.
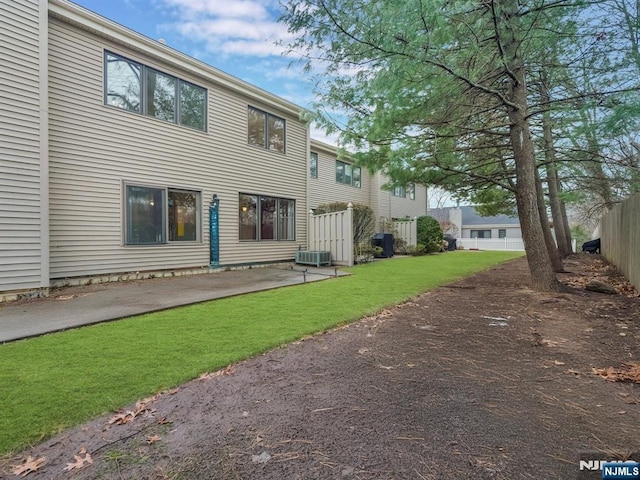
[295, 250, 331, 267]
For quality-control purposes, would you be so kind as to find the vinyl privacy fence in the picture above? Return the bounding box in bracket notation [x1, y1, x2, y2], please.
[308, 205, 354, 266]
[600, 193, 640, 290]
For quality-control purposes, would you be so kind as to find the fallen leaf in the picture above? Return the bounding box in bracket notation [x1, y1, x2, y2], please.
[146, 435, 161, 445]
[593, 363, 640, 383]
[63, 448, 92, 471]
[11, 456, 46, 477]
[199, 365, 234, 381]
[108, 398, 154, 425]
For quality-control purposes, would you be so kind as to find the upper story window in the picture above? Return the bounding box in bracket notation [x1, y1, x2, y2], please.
[310, 152, 318, 178]
[408, 183, 415, 200]
[336, 160, 361, 188]
[393, 186, 406, 197]
[105, 52, 207, 132]
[247, 107, 286, 153]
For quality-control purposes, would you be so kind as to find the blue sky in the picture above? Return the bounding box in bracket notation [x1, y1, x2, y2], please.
[71, 0, 333, 142]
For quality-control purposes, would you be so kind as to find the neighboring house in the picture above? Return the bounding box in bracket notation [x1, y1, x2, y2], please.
[429, 206, 522, 239]
[309, 140, 428, 226]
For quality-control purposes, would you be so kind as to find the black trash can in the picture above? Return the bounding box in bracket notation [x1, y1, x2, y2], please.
[372, 233, 394, 258]
[581, 238, 600, 254]
[444, 234, 457, 251]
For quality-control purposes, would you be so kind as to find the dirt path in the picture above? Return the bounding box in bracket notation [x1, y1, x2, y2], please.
[3, 254, 639, 479]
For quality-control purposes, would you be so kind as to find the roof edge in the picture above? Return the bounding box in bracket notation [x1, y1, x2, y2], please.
[49, 0, 304, 118]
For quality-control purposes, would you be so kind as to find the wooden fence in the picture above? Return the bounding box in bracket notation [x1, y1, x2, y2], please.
[308, 204, 354, 266]
[600, 193, 640, 290]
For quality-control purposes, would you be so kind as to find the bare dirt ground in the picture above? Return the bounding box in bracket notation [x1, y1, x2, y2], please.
[3, 254, 640, 480]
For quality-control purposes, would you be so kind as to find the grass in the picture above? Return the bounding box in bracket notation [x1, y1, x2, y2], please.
[0, 251, 522, 455]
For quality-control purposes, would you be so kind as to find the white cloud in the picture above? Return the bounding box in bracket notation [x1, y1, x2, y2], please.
[163, 0, 269, 20]
[160, 0, 292, 58]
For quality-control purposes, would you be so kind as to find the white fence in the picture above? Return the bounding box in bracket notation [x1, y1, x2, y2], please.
[308, 204, 354, 266]
[457, 237, 525, 251]
[392, 218, 418, 247]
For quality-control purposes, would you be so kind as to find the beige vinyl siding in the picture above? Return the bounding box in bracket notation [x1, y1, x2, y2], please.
[48, 17, 307, 279]
[308, 141, 370, 209]
[374, 173, 428, 220]
[0, 0, 47, 291]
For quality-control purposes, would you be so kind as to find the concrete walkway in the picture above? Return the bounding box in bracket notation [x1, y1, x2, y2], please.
[0, 265, 347, 343]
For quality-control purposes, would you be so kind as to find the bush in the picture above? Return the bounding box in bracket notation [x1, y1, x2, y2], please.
[416, 216, 443, 254]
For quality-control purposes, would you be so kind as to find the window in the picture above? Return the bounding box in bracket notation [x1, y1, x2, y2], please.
[168, 190, 198, 242]
[106, 54, 141, 113]
[239, 194, 295, 241]
[471, 229, 491, 239]
[310, 152, 318, 178]
[393, 186, 406, 197]
[247, 107, 285, 152]
[105, 52, 207, 131]
[498, 229, 506, 239]
[336, 160, 361, 188]
[125, 185, 200, 245]
[353, 167, 361, 188]
[408, 183, 415, 200]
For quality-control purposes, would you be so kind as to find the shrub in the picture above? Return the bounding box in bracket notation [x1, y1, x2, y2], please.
[416, 216, 443, 254]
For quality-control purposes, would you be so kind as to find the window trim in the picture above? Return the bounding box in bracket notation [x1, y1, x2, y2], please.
[408, 183, 416, 200]
[105, 51, 207, 132]
[238, 193, 296, 242]
[123, 182, 202, 246]
[247, 106, 286, 153]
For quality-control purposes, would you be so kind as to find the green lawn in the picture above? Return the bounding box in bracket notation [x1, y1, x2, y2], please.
[0, 251, 522, 454]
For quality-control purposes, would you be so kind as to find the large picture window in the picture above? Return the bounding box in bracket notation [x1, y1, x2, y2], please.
[105, 52, 207, 131]
[336, 160, 361, 188]
[125, 184, 200, 245]
[239, 194, 295, 241]
[247, 107, 286, 153]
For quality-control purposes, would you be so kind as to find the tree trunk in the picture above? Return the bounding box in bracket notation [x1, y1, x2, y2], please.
[502, 0, 560, 292]
[535, 168, 564, 272]
[558, 187, 573, 252]
[540, 100, 572, 256]
[537, 76, 572, 257]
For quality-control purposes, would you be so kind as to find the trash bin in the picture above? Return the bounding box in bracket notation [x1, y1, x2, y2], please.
[581, 238, 600, 254]
[372, 233, 394, 258]
[444, 234, 457, 251]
